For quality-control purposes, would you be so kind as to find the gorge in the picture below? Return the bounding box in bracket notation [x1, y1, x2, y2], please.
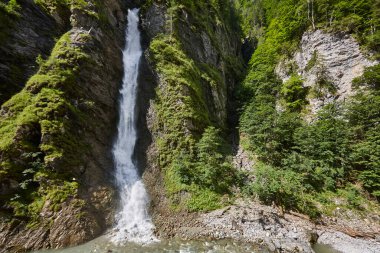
[0, 0, 379, 253]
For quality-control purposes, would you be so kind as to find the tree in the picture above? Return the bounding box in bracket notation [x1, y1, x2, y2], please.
[308, 0, 316, 30]
[281, 74, 308, 111]
[194, 126, 234, 192]
[250, 163, 305, 214]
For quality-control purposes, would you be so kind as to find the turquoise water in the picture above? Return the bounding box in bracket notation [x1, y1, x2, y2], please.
[32, 236, 340, 253]
[312, 243, 342, 253]
[33, 236, 270, 253]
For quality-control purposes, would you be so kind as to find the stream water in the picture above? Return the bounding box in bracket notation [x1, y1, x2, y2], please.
[32, 236, 339, 253]
[33, 236, 270, 253]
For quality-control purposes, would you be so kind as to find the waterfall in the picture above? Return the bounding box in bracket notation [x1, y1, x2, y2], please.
[110, 8, 156, 245]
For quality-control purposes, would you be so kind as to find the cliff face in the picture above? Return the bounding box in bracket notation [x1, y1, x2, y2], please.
[0, 0, 65, 105]
[138, 0, 244, 236]
[276, 29, 378, 115]
[0, 0, 245, 250]
[0, 0, 127, 251]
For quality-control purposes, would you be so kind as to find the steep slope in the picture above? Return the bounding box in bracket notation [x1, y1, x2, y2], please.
[137, 0, 244, 236]
[0, 0, 127, 251]
[236, 0, 380, 230]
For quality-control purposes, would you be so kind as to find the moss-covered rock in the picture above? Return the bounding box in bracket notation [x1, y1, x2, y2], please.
[0, 0, 127, 251]
[141, 0, 244, 227]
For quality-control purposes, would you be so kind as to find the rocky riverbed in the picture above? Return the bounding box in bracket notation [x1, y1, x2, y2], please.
[153, 199, 380, 253]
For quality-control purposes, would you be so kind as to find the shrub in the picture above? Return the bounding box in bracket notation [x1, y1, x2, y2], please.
[352, 64, 380, 90]
[250, 163, 305, 213]
[241, 99, 302, 165]
[194, 127, 235, 193]
[186, 187, 224, 211]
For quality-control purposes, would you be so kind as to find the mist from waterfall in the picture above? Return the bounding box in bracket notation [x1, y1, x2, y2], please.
[110, 8, 156, 245]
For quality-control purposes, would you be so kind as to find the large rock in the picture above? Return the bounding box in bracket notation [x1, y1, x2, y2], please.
[276, 29, 378, 115]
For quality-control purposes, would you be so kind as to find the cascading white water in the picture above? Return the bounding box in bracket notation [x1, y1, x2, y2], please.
[110, 8, 156, 245]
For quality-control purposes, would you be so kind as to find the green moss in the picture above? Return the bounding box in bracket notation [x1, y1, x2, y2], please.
[146, 0, 244, 212]
[34, 0, 109, 22]
[186, 186, 225, 212]
[149, 25, 239, 210]
[0, 0, 21, 16]
[199, 63, 224, 88]
[0, 31, 92, 223]
[9, 179, 79, 225]
[34, 0, 85, 14]
[45, 181, 78, 211]
[150, 36, 211, 166]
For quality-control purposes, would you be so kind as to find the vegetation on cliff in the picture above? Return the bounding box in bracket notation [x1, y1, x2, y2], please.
[237, 0, 380, 217]
[0, 0, 122, 232]
[34, 0, 107, 21]
[0, 0, 20, 15]
[0, 32, 90, 223]
[145, 0, 380, 217]
[147, 0, 243, 211]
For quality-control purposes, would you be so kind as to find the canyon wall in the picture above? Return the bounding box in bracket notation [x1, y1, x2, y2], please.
[0, 0, 127, 251]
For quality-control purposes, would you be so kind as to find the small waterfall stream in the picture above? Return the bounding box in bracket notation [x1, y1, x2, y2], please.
[110, 8, 156, 244]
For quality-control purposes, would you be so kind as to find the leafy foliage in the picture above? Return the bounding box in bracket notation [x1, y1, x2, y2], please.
[193, 127, 235, 193]
[244, 64, 380, 214]
[241, 98, 302, 165]
[236, 0, 379, 57]
[352, 64, 380, 90]
[347, 68, 380, 197]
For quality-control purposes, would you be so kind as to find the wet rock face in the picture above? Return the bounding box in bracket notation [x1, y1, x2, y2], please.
[0, 0, 63, 105]
[276, 29, 377, 114]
